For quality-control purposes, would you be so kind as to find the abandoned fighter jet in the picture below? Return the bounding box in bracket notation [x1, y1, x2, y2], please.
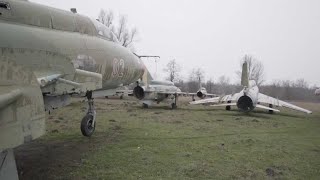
[189, 78, 216, 101]
[133, 67, 182, 109]
[190, 61, 312, 114]
[0, 1, 145, 178]
[315, 88, 320, 96]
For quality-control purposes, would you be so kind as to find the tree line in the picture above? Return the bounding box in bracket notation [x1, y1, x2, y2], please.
[96, 10, 318, 102]
[165, 55, 319, 102]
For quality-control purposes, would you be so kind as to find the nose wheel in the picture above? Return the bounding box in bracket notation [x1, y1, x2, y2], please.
[192, 95, 195, 101]
[81, 114, 95, 137]
[142, 103, 149, 108]
[268, 104, 274, 114]
[81, 91, 96, 137]
[171, 93, 178, 109]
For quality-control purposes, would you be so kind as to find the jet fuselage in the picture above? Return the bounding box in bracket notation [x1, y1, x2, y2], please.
[133, 80, 181, 104]
[0, 0, 144, 90]
[0, 0, 144, 152]
[197, 87, 208, 98]
[236, 83, 259, 112]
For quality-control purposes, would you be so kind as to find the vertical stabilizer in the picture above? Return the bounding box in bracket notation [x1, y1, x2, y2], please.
[198, 77, 202, 89]
[142, 64, 153, 86]
[241, 61, 249, 87]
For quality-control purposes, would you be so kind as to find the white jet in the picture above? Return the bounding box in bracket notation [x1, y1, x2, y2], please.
[190, 61, 312, 114]
[133, 68, 182, 109]
[189, 77, 216, 101]
[315, 88, 320, 96]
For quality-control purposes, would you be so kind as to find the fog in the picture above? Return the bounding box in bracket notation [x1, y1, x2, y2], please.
[31, 0, 320, 86]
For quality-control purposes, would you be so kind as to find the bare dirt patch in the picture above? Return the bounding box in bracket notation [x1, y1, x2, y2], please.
[15, 127, 121, 180]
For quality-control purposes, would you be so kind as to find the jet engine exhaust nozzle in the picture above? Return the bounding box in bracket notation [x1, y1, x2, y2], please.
[133, 86, 145, 100]
[237, 95, 254, 112]
[197, 91, 205, 98]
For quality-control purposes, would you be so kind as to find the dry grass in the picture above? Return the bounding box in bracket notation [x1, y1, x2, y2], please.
[15, 97, 320, 179]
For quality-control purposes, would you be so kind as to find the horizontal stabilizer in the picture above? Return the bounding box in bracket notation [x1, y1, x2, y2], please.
[256, 104, 280, 112]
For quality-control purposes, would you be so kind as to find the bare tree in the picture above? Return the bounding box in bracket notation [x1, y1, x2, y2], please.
[164, 59, 181, 83]
[98, 9, 114, 28]
[98, 10, 138, 49]
[294, 78, 309, 89]
[206, 78, 214, 93]
[217, 75, 230, 94]
[218, 75, 230, 86]
[189, 68, 204, 83]
[188, 68, 205, 92]
[237, 55, 265, 86]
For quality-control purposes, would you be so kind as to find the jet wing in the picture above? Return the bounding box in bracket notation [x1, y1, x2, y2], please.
[156, 91, 184, 95]
[190, 93, 239, 105]
[258, 93, 312, 114]
[189, 97, 221, 105]
[206, 93, 217, 98]
[256, 104, 280, 112]
[115, 89, 133, 94]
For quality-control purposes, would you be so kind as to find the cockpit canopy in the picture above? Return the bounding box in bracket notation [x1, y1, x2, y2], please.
[90, 18, 119, 43]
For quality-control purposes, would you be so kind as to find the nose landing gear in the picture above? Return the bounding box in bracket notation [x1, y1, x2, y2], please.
[226, 100, 231, 111]
[171, 93, 178, 109]
[81, 91, 96, 137]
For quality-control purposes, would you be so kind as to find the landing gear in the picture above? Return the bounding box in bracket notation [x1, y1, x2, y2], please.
[268, 104, 274, 114]
[81, 91, 96, 137]
[120, 95, 124, 99]
[192, 95, 195, 101]
[171, 93, 178, 109]
[142, 103, 149, 108]
[226, 100, 231, 111]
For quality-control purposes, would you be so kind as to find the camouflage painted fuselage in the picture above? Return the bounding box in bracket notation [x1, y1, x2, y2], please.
[0, 0, 144, 90]
[0, 0, 144, 151]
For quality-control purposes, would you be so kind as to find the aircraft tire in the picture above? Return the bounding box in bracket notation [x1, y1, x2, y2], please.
[226, 106, 231, 111]
[143, 103, 149, 108]
[268, 110, 274, 114]
[81, 114, 95, 137]
[171, 103, 177, 109]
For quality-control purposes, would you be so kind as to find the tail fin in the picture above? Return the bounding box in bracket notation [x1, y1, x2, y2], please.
[241, 61, 249, 87]
[142, 65, 153, 86]
[198, 77, 202, 89]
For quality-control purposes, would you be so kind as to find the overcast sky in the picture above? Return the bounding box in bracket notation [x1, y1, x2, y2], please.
[31, 0, 320, 86]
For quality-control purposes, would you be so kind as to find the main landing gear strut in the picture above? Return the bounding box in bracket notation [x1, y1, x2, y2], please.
[171, 93, 178, 109]
[81, 91, 96, 137]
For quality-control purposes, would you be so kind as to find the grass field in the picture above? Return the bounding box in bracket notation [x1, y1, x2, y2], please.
[15, 97, 320, 180]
